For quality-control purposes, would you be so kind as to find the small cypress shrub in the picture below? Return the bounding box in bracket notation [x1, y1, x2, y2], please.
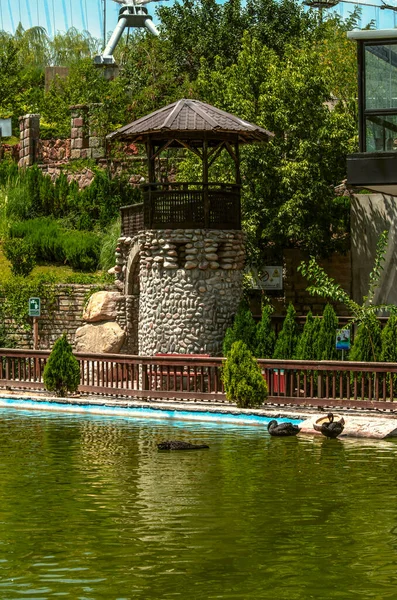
[3, 237, 37, 277]
[349, 313, 382, 362]
[381, 314, 397, 362]
[223, 301, 257, 356]
[295, 311, 320, 360]
[43, 334, 81, 397]
[273, 303, 299, 359]
[255, 304, 276, 358]
[222, 340, 268, 408]
[315, 303, 339, 361]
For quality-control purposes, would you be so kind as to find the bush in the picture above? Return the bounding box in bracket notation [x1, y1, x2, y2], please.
[273, 303, 299, 359]
[222, 340, 268, 408]
[349, 313, 382, 362]
[99, 217, 121, 271]
[315, 303, 339, 361]
[223, 301, 257, 356]
[43, 334, 81, 397]
[9, 218, 100, 272]
[381, 314, 397, 363]
[295, 311, 320, 360]
[255, 304, 276, 358]
[3, 237, 37, 277]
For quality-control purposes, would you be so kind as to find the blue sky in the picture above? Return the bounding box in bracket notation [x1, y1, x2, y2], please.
[0, 0, 396, 41]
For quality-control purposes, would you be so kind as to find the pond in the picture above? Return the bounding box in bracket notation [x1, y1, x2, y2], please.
[0, 406, 397, 599]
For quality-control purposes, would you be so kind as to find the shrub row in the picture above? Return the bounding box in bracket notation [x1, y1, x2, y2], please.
[223, 302, 397, 364]
[9, 218, 101, 272]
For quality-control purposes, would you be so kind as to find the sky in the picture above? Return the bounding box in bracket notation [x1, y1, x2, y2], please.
[0, 0, 397, 42]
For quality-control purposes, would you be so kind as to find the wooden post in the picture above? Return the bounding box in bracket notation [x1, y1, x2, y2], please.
[33, 317, 39, 350]
[203, 139, 209, 228]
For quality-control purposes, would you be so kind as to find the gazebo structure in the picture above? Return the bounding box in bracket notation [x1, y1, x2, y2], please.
[108, 99, 273, 355]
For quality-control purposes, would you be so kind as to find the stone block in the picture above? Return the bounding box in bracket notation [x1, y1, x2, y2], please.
[75, 322, 125, 354]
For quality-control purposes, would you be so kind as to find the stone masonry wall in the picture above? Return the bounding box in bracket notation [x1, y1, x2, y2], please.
[126, 229, 245, 356]
[3, 284, 116, 350]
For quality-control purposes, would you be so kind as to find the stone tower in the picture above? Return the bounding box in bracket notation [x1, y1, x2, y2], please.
[108, 99, 273, 355]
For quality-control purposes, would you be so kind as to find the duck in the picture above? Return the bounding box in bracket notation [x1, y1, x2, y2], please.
[318, 413, 345, 439]
[267, 420, 300, 437]
[157, 440, 209, 450]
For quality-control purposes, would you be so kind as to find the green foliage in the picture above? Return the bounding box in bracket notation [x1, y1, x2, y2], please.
[349, 314, 382, 363]
[0, 273, 56, 331]
[380, 315, 397, 363]
[43, 334, 81, 397]
[255, 304, 276, 358]
[295, 311, 320, 360]
[222, 340, 268, 407]
[223, 301, 257, 355]
[99, 218, 121, 271]
[273, 303, 299, 359]
[3, 237, 36, 277]
[315, 303, 339, 361]
[299, 231, 397, 362]
[9, 218, 100, 272]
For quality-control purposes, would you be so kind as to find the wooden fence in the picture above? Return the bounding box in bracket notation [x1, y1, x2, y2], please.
[2, 349, 397, 410]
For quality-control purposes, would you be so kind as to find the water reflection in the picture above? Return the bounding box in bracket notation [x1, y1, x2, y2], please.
[0, 408, 396, 598]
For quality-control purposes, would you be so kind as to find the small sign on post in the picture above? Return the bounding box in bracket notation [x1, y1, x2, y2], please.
[28, 297, 41, 317]
[29, 298, 41, 350]
[336, 328, 350, 360]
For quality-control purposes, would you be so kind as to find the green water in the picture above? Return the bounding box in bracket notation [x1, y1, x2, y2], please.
[0, 409, 397, 599]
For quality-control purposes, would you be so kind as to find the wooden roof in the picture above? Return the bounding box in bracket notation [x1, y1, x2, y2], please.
[107, 99, 274, 145]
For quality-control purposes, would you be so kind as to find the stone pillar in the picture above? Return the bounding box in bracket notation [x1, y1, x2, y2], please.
[89, 103, 106, 160]
[70, 104, 90, 159]
[18, 114, 40, 167]
[136, 229, 245, 356]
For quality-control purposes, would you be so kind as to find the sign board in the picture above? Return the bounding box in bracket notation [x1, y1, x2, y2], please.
[262, 266, 283, 290]
[336, 328, 350, 351]
[0, 118, 12, 138]
[28, 297, 41, 318]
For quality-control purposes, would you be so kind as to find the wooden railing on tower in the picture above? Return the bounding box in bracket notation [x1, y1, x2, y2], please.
[121, 182, 241, 237]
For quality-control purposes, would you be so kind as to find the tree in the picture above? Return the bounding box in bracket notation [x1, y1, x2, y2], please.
[381, 315, 397, 363]
[223, 301, 257, 355]
[315, 303, 338, 361]
[255, 304, 276, 358]
[273, 303, 299, 359]
[43, 334, 81, 397]
[299, 230, 395, 362]
[349, 314, 382, 363]
[3, 237, 36, 277]
[295, 311, 320, 360]
[222, 340, 268, 407]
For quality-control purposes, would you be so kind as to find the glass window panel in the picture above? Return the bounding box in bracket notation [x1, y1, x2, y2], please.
[365, 44, 397, 110]
[365, 115, 397, 151]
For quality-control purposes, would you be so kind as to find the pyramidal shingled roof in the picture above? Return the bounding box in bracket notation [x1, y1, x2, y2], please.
[107, 99, 273, 144]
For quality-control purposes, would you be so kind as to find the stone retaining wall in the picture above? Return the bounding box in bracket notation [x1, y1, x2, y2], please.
[2, 284, 116, 350]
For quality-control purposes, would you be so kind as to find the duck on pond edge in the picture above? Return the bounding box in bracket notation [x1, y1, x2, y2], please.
[314, 413, 345, 439]
[267, 420, 300, 437]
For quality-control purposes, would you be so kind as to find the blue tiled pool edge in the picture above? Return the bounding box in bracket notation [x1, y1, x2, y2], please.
[0, 395, 304, 427]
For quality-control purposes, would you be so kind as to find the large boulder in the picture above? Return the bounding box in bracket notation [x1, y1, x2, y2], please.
[83, 291, 122, 322]
[75, 322, 125, 354]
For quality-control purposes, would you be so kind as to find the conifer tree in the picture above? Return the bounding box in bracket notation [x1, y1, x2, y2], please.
[255, 304, 276, 358]
[273, 303, 299, 359]
[295, 311, 320, 360]
[381, 315, 397, 363]
[349, 314, 382, 363]
[222, 340, 268, 408]
[315, 303, 338, 361]
[43, 333, 81, 397]
[222, 301, 257, 356]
